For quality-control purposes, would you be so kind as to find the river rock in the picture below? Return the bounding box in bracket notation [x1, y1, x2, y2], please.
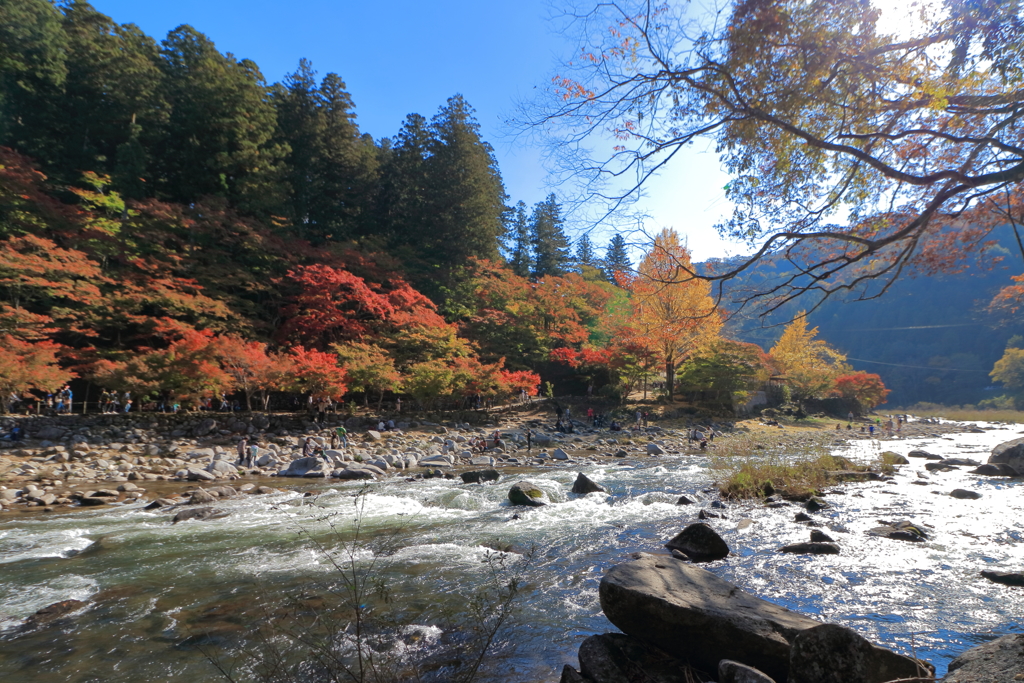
[189, 488, 217, 504]
[552, 448, 570, 460]
[600, 554, 817, 681]
[143, 498, 177, 510]
[578, 633, 692, 683]
[664, 522, 729, 561]
[461, 469, 500, 484]
[988, 436, 1024, 475]
[971, 463, 1017, 476]
[367, 430, 382, 441]
[207, 460, 238, 477]
[718, 660, 776, 683]
[804, 496, 828, 512]
[559, 665, 589, 683]
[810, 529, 835, 542]
[780, 542, 840, 555]
[78, 496, 108, 506]
[34, 426, 65, 440]
[470, 456, 495, 467]
[789, 623, 932, 683]
[950, 488, 982, 500]
[508, 480, 550, 507]
[172, 506, 226, 523]
[571, 472, 605, 494]
[646, 443, 665, 455]
[926, 461, 958, 472]
[867, 520, 928, 542]
[20, 599, 86, 631]
[980, 570, 1024, 587]
[880, 451, 910, 465]
[280, 456, 328, 478]
[944, 458, 981, 467]
[941, 633, 1024, 682]
[908, 449, 943, 460]
[333, 467, 374, 479]
[186, 467, 216, 481]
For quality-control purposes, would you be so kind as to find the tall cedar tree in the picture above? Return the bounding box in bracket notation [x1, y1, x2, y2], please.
[377, 113, 433, 253]
[155, 25, 287, 216]
[604, 233, 631, 282]
[530, 193, 571, 277]
[506, 200, 531, 277]
[273, 59, 378, 244]
[0, 0, 68, 166]
[423, 95, 507, 292]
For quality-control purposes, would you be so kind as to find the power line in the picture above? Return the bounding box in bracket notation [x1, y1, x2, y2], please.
[846, 357, 988, 373]
[830, 323, 983, 332]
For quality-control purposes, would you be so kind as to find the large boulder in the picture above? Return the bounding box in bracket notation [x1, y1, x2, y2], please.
[571, 472, 605, 494]
[34, 426, 65, 440]
[664, 523, 729, 561]
[941, 634, 1024, 682]
[186, 467, 216, 482]
[600, 554, 817, 681]
[207, 460, 238, 477]
[971, 463, 1017, 476]
[508, 480, 550, 507]
[950, 488, 982, 500]
[788, 623, 932, 683]
[988, 437, 1024, 475]
[578, 633, 694, 683]
[333, 466, 376, 480]
[280, 456, 329, 478]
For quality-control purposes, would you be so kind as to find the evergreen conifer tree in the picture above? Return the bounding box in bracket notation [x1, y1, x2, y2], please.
[530, 193, 572, 277]
[575, 234, 597, 271]
[155, 26, 287, 215]
[604, 233, 632, 282]
[506, 200, 531, 277]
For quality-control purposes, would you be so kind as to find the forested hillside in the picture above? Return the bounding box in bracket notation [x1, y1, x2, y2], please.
[723, 227, 1024, 407]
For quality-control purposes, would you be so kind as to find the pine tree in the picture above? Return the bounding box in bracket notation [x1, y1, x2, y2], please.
[506, 200, 531, 277]
[530, 193, 572, 277]
[377, 112, 433, 248]
[575, 234, 597, 271]
[604, 233, 632, 282]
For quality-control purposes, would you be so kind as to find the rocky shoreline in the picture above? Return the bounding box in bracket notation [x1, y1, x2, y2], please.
[0, 410, 990, 515]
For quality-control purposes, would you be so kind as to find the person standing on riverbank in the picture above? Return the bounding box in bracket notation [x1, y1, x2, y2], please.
[237, 437, 248, 465]
[525, 428, 532, 450]
[336, 425, 348, 448]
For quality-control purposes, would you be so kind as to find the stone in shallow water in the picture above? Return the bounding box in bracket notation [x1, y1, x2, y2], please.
[664, 522, 729, 561]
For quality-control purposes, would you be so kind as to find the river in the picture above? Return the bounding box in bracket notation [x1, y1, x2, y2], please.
[1, 421, 1022, 682]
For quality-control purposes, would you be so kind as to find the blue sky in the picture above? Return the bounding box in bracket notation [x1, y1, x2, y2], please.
[90, 0, 740, 260]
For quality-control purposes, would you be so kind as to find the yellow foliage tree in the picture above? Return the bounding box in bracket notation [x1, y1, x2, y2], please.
[769, 314, 849, 402]
[619, 229, 722, 398]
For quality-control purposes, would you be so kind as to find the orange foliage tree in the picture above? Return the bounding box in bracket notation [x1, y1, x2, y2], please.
[0, 336, 73, 412]
[831, 372, 891, 412]
[617, 229, 722, 399]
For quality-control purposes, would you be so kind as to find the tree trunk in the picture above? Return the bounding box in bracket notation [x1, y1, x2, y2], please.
[665, 358, 675, 399]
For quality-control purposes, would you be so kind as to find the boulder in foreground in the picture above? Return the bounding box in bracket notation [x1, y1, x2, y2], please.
[718, 659, 776, 683]
[599, 554, 930, 683]
[578, 633, 702, 683]
[942, 633, 1024, 682]
[980, 570, 1024, 587]
[789, 623, 933, 683]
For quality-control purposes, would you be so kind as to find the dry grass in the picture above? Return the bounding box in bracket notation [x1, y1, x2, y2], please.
[897, 405, 1024, 424]
[712, 430, 853, 499]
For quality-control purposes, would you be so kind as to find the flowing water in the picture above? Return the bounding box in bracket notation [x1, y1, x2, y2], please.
[1, 422, 1023, 682]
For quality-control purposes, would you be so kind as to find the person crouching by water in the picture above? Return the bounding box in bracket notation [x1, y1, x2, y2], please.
[303, 437, 316, 459]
